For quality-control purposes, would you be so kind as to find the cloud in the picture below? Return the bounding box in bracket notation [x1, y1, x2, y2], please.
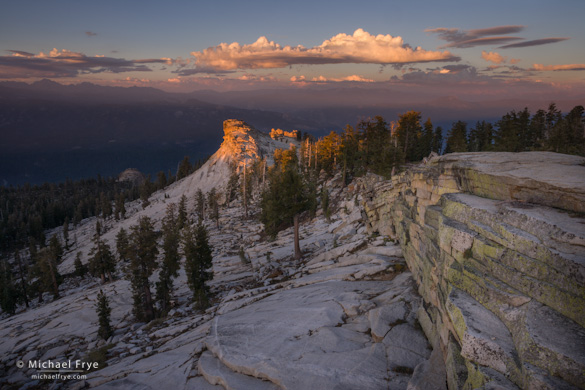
[6, 50, 34, 57]
[499, 38, 569, 49]
[291, 74, 375, 84]
[481, 51, 507, 64]
[0, 48, 172, 79]
[187, 28, 458, 73]
[85, 31, 97, 37]
[532, 63, 585, 71]
[393, 65, 495, 85]
[426, 25, 524, 48]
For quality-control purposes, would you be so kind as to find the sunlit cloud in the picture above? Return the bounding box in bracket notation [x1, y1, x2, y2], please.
[499, 38, 569, 49]
[532, 63, 585, 71]
[187, 28, 459, 73]
[85, 31, 97, 37]
[481, 51, 506, 64]
[426, 25, 524, 48]
[291, 74, 374, 84]
[0, 48, 173, 79]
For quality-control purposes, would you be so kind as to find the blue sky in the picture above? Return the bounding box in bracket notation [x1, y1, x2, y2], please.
[1, 0, 584, 98]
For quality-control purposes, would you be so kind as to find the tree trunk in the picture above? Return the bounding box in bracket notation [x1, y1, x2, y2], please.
[143, 284, 154, 321]
[294, 214, 302, 260]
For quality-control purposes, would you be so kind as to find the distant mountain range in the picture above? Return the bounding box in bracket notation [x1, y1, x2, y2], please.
[1, 80, 583, 185]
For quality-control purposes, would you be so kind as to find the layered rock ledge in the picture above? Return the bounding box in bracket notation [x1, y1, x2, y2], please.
[361, 151, 585, 389]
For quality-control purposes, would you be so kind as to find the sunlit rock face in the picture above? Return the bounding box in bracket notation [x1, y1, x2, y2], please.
[362, 151, 585, 389]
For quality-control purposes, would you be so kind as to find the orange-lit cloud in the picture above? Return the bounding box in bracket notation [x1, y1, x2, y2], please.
[532, 63, 585, 71]
[0, 48, 173, 79]
[188, 29, 458, 73]
[481, 51, 506, 64]
[291, 74, 374, 83]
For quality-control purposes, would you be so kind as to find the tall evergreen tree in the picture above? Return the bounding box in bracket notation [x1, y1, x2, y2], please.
[396, 111, 423, 162]
[176, 156, 192, 180]
[74, 251, 87, 278]
[177, 195, 188, 230]
[35, 246, 62, 299]
[14, 250, 30, 308]
[0, 257, 18, 314]
[128, 216, 159, 322]
[88, 235, 116, 284]
[195, 189, 206, 222]
[183, 223, 213, 309]
[96, 290, 113, 340]
[115, 228, 131, 263]
[431, 126, 444, 155]
[260, 163, 309, 259]
[445, 121, 469, 153]
[156, 203, 181, 315]
[207, 188, 220, 229]
[468, 121, 494, 152]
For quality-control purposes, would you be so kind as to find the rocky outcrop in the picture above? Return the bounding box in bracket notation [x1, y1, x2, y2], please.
[361, 151, 585, 389]
[117, 168, 146, 185]
[269, 128, 300, 142]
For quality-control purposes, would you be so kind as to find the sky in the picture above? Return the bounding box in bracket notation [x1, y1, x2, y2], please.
[1, 0, 585, 100]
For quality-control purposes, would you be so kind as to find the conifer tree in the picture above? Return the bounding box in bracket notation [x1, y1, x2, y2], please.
[115, 228, 130, 263]
[195, 189, 206, 222]
[432, 126, 444, 155]
[260, 163, 309, 259]
[62, 217, 70, 250]
[177, 195, 188, 230]
[89, 226, 116, 284]
[156, 203, 181, 315]
[445, 121, 469, 153]
[207, 188, 220, 229]
[176, 156, 192, 180]
[128, 216, 159, 322]
[96, 290, 113, 340]
[74, 251, 87, 278]
[35, 246, 62, 299]
[114, 193, 126, 220]
[15, 250, 30, 308]
[0, 257, 18, 314]
[183, 223, 213, 309]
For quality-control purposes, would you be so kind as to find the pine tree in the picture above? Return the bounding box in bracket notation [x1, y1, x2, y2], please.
[260, 164, 309, 259]
[96, 290, 113, 340]
[128, 216, 159, 322]
[177, 195, 188, 230]
[114, 193, 126, 220]
[195, 189, 205, 222]
[115, 228, 130, 263]
[431, 126, 444, 155]
[183, 223, 213, 309]
[89, 228, 116, 284]
[0, 257, 18, 314]
[156, 203, 181, 315]
[207, 188, 220, 229]
[74, 252, 88, 278]
[445, 121, 469, 153]
[468, 121, 494, 152]
[62, 217, 70, 250]
[14, 250, 30, 308]
[396, 111, 423, 162]
[35, 247, 62, 299]
[176, 156, 192, 180]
